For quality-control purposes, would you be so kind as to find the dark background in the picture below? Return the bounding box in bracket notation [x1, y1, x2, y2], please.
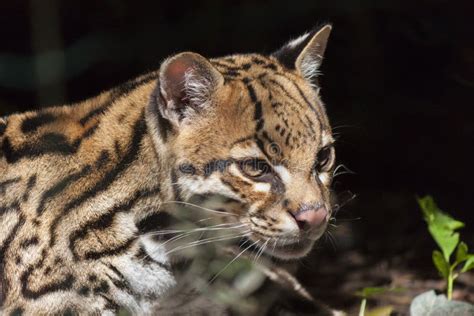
[1, 0, 473, 310]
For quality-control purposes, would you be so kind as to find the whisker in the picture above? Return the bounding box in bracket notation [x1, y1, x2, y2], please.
[255, 239, 269, 263]
[161, 231, 196, 246]
[145, 224, 249, 252]
[332, 217, 362, 223]
[325, 230, 337, 251]
[262, 241, 270, 260]
[332, 164, 355, 178]
[331, 124, 359, 131]
[209, 239, 260, 284]
[143, 222, 247, 237]
[332, 191, 357, 216]
[162, 201, 238, 217]
[272, 238, 279, 254]
[165, 231, 251, 255]
[195, 217, 214, 223]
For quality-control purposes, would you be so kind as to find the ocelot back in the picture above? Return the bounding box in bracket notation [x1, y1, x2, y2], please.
[0, 25, 335, 315]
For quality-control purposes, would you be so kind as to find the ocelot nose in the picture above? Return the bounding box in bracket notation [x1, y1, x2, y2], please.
[289, 204, 328, 230]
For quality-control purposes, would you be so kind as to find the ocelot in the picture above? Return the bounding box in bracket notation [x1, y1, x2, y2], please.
[0, 25, 336, 315]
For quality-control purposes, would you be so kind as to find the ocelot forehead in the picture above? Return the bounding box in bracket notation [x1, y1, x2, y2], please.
[211, 54, 331, 168]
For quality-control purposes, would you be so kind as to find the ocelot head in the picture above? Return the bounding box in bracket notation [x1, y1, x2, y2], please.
[148, 25, 335, 260]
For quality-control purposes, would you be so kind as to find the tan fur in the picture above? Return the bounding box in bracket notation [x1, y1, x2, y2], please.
[0, 27, 335, 315]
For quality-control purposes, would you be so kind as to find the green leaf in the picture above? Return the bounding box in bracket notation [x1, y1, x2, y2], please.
[456, 242, 468, 263]
[417, 196, 464, 261]
[461, 255, 474, 273]
[365, 305, 394, 316]
[355, 287, 404, 299]
[429, 225, 460, 262]
[433, 250, 450, 279]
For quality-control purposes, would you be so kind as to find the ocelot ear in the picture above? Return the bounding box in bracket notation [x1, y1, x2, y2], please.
[273, 24, 332, 85]
[158, 52, 224, 125]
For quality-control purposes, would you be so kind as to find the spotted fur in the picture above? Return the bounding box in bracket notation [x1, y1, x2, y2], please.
[0, 25, 335, 314]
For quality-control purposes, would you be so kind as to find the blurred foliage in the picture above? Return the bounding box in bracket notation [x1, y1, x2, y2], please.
[355, 286, 404, 316]
[355, 286, 404, 299]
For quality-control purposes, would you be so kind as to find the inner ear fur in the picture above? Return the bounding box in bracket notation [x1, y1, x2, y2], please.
[158, 52, 223, 124]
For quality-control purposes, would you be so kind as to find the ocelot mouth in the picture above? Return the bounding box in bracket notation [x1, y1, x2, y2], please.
[240, 237, 315, 260]
[266, 239, 315, 259]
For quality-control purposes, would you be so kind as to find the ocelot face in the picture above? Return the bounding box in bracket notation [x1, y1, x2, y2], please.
[153, 25, 334, 259]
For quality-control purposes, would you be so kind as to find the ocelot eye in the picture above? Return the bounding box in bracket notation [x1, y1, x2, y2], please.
[315, 146, 334, 172]
[238, 158, 272, 179]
